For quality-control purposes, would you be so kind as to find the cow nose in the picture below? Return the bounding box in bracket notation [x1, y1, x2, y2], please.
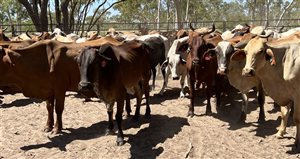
[242, 68, 255, 77]
[78, 81, 92, 92]
[173, 77, 180, 80]
[217, 68, 227, 75]
[192, 59, 200, 65]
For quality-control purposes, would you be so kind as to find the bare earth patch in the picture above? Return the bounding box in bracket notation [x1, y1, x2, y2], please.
[0, 78, 299, 158]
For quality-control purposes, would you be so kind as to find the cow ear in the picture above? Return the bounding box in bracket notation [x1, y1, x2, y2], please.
[161, 58, 169, 71]
[98, 44, 112, 60]
[2, 49, 13, 65]
[266, 48, 276, 66]
[231, 50, 246, 61]
[98, 44, 112, 68]
[203, 49, 216, 61]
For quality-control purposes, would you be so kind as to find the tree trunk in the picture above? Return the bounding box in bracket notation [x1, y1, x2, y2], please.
[157, 0, 161, 30]
[40, 0, 49, 31]
[185, 0, 189, 28]
[174, 0, 183, 29]
[17, 0, 42, 31]
[54, 0, 61, 28]
[61, 0, 71, 33]
[276, 0, 294, 27]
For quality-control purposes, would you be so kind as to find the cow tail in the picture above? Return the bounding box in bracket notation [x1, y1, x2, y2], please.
[49, 55, 55, 73]
[47, 42, 55, 73]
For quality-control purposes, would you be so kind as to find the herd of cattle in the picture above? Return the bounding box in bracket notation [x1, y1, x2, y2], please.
[0, 23, 300, 150]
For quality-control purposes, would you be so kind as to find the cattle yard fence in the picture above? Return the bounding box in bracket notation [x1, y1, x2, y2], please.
[1, 18, 300, 37]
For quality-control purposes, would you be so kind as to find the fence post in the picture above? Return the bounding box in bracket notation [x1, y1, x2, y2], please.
[222, 21, 226, 32]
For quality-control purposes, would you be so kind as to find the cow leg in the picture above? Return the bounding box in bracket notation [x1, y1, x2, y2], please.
[150, 67, 156, 91]
[125, 93, 132, 117]
[44, 97, 54, 132]
[257, 84, 265, 123]
[159, 67, 171, 96]
[293, 100, 300, 150]
[239, 93, 248, 123]
[116, 99, 125, 146]
[205, 82, 213, 115]
[215, 75, 223, 107]
[106, 103, 114, 135]
[144, 80, 151, 118]
[187, 78, 195, 117]
[52, 94, 65, 134]
[132, 84, 143, 121]
[276, 104, 291, 138]
[180, 74, 186, 98]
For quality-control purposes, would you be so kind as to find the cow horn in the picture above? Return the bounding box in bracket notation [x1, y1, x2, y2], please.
[98, 53, 111, 61]
[259, 31, 273, 38]
[26, 30, 32, 39]
[208, 23, 215, 34]
[200, 23, 215, 36]
[2, 27, 8, 32]
[244, 23, 250, 28]
[234, 40, 249, 49]
[189, 23, 195, 31]
[278, 26, 284, 33]
[38, 32, 44, 39]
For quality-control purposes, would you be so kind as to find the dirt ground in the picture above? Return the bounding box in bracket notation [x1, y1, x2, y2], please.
[0, 77, 299, 159]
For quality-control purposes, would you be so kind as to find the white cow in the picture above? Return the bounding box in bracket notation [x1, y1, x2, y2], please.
[159, 36, 189, 98]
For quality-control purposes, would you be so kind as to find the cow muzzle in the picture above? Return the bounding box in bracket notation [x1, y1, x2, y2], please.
[217, 68, 227, 75]
[242, 68, 255, 77]
[192, 59, 200, 65]
[173, 76, 180, 80]
[78, 81, 93, 92]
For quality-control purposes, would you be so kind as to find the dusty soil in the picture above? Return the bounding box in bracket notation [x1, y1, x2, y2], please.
[0, 77, 299, 159]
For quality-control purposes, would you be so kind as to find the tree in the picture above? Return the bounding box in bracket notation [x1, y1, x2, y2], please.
[0, 0, 29, 35]
[17, 0, 126, 33]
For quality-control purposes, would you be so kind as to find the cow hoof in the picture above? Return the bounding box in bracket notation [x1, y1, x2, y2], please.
[257, 118, 265, 123]
[116, 137, 125, 146]
[205, 110, 212, 115]
[275, 131, 285, 139]
[144, 114, 151, 119]
[43, 127, 53, 132]
[158, 92, 163, 97]
[51, 129, 62, 135]
[187, 111, 194, 117]
[132, 116, 139, 122]
[105, 129, 114, 135]
[238, 113, 246, 123]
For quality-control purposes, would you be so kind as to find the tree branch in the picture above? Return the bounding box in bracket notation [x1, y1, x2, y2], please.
[87, 0, 126, 31]
[275, 0, 295, 27]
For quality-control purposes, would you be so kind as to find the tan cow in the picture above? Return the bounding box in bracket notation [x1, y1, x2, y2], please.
[233, 32, 300, 150]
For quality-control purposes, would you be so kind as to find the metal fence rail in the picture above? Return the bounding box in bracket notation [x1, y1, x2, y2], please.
[1, 18, 300, 36]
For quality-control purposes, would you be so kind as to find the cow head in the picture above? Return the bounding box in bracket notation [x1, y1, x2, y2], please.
[213, 41, 235, 75]
[241, 36, 276, 77]
[188, 23, 215, 66]
[76, 45, 114, 97]
[161, 54, 187, 80]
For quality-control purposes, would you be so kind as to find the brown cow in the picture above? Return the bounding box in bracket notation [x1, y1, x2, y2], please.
[186, 23, 220, 116]
[76, 40, 151, 146]
[0, 36, 121, 134]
